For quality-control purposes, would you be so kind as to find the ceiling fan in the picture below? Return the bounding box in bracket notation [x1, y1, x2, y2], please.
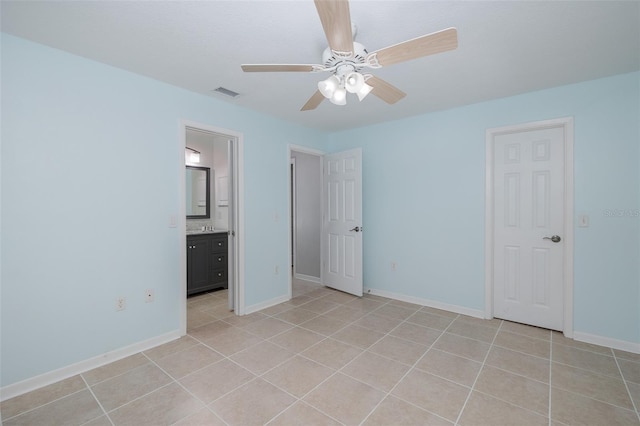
[241, 0, 458, 111]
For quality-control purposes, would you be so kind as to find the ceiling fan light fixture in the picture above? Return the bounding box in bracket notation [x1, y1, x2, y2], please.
[318, 75, 340, 98]
[345, 72, 365, 94]
[356, 81, 373, 101]
[330, 87, 347, 105]
[242, 0, 459, 112]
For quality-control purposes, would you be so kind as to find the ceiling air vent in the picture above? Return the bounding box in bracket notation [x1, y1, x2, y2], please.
[212, 87, 240, 98]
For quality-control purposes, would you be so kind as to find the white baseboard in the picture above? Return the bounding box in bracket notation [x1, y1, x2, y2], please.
[365, 288, 485, 319]
[244, 294, 289, 315]
[294, 273, 321, 284]
[1, 330, 181, 402]
[572, 331, 640, 354]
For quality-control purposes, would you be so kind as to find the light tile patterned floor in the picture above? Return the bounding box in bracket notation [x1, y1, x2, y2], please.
[3, 282, 640, 425]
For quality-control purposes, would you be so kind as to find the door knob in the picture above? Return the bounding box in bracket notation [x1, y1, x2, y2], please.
[543, 235, 562, 243]
[349, 226, 361, 232]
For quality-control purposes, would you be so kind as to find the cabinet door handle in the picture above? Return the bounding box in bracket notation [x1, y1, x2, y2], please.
[217, 272, 223, 277]
[218, 257, 222, 261]
[218, 242, 223, 246]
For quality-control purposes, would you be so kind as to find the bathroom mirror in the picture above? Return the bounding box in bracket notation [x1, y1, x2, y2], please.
[186, 166, 210, 219]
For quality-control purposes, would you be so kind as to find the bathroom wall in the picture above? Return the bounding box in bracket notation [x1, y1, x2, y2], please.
[212, 137, 229, 231]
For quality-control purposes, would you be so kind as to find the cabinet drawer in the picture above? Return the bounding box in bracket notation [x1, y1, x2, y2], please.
[212, 253, 227, 267]
[211, 236, 227, 252]
[211, 268, 227, 284]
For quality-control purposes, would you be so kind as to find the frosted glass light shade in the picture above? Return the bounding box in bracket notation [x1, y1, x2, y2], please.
[318, 75, 340, 98]
[330, 87, 347, 105]
[356, 82, 373, 101]
[345, 72, 365, 93]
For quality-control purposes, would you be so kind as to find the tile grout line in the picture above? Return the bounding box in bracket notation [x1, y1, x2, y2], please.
[99, 381, 177, 417]
[139, 351, 232, 426]
[345, 301, 448, 425]
[262, 295, 400, 424]
[548, 336, 640, 417]
[256, 289, 379, 425]
[191, 295, 346, 424]
[548, 340, 640, 412]
[78, 375, 115, 426]
[414, 328, 554, 418]
[453, 319, 504, 426]
[182, 329, 275, 406]
[251, 292, 405, 425]
[280, 293, 557, 425]
[611, 349, 640, 423]
[357, 311, 460, 426]
[190, 288, 334, 423]
[1, 387, 87, 424]
[548, 329, 553, 426]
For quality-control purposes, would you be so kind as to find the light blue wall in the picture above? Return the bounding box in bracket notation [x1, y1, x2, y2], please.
[327, 72, 640, 344]
[0, 34, 325, 387]
[2, 32, 638, 389]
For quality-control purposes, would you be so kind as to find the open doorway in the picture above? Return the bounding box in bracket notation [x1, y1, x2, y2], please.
[179, 120, 244, 335]
[289, 145, 323, 298]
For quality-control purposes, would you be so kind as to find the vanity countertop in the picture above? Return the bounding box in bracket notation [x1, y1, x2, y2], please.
[186, 229, 227, 236]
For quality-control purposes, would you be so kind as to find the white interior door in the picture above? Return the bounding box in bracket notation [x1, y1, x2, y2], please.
[492, 126, 565, 330]
[322, 148, 363, 296]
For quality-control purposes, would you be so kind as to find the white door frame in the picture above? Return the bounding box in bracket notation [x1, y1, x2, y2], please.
[179, 120, 245, 335]
[290, 157, 296, 280]
[485, 117, 574, 337]
[287, 144, 325, 300]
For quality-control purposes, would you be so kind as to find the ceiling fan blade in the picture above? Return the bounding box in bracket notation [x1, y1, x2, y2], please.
[366, 76, 406, 104]
[367, 27, 458, 67]
[241, 64, 323, 72]
[314, 0, 354, 56]
[301, 90, 325, 111]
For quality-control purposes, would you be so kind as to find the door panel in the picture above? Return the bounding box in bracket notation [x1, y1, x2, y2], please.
[493, 126, 564, 330]
[322, 148, 363, 296]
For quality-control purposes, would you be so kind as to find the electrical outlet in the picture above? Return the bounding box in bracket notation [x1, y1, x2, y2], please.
[116, 297, 126, 311]
[578, 214, 589, 227]
[391, 261, 397, 271]
[145, 289, 154, 303]
[274, 265, 279, 275]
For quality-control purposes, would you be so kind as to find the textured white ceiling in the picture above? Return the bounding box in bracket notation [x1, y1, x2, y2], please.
[2, 1, 639, 131]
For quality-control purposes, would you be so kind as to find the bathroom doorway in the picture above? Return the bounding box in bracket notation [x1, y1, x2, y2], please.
[179, 120, 244, 335]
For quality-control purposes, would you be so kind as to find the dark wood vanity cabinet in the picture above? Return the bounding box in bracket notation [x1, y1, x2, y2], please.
[187, 232, 228, 296]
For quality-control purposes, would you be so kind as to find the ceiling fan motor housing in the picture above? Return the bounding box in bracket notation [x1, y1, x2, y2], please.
[322, 42, 368, 76]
